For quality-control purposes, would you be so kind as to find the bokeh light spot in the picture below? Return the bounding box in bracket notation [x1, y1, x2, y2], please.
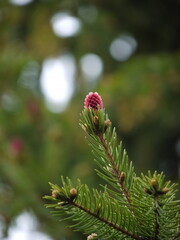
[40, 55, 76, 113]
[51, 12, 82, 38]
[110, 34, 137, 61]
[80, 53, 103, 81]
[9, 0, 33, 6]
[7, 212, 53, 240]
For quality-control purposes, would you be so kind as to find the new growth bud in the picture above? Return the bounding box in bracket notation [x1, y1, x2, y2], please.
[70, 188, 77, 200]
[104, 119, 111, 132]
[145, 178, 170, 196]
[151, 179, 158, 189]
[84, 92, 103, 110]
[157, 187, 170, 195]
[87, 233, 98, 240]
[161, 187, 170, 194]
[93, 116, 101, 133]
[52, 190, 61, 199]
[93, 116, 99, 126]
[51, 189, 68, 201]
[120, 172, 126, 183]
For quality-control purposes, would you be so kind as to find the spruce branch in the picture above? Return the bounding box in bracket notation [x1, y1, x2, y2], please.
[97, 131, 133, 212]
[70, 200, 142, 240]
[45, 178, 143, 240]
[80, 93, 135, 212]
[44, 92, 180, 240]
[153, 196, 160, 240]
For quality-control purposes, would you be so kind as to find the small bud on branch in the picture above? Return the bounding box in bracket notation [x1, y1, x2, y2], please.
[151, 179, 158, 189]
[161, 187, 169, 194]
[157, 187, 170, 195]
[120, 172, 126, 183]
[104, 119, 111, 132]
[70, 188, 78, 200]
[93, 116, 99, 126]
[87, 233, 98, 240]
[52, 190, 61, 199]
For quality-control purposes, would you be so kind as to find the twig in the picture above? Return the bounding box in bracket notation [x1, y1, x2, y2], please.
[154, 196, 160, 240]
[70, 200, 143, 240]
[98, 133, 134, 212]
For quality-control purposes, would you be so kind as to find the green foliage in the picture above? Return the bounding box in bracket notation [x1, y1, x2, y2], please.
[0, 1, 179, 239]
[45, 107, 180, 240]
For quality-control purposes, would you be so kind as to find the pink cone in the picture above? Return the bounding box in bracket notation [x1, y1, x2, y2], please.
[84, 92, 103, 110]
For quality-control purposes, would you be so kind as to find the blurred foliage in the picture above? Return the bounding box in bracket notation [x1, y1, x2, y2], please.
[0, 0, 180, 239]
[102, 53, 180, 176]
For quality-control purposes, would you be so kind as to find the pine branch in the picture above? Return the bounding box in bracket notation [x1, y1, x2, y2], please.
[44, 92, 180, 240]
[80, 103, 135, 213]
[45, 178, 144, 239]
[139, 172, 180, 239]
[45, 176, 179, 239]
[153, 196, 160, 240]
[97, 131, 133, 212]
[70, 199, 142, 240]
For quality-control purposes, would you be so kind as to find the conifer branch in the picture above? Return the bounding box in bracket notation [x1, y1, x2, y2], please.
[97, 132, 133, 212]
[44, 92, 180, 240]
[69, 199, 143, 240]
[153, 197, 160, 240]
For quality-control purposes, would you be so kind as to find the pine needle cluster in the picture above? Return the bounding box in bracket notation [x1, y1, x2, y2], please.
[44, 93, 180, 240]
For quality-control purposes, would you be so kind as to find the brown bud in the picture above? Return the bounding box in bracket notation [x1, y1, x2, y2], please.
[120, 172, 126, 183]
[161, 187, 170, 194]
[87, 233, 98, 240]
[52, 190, 61, 199]
[151, 179, 158, 189]
[70, 188, 77, 199]
[52, 189, 68, 201]
[93, 116, 99, 126]
[104, 119, 111, 132]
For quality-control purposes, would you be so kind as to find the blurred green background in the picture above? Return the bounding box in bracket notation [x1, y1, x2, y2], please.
[0, 0, 179, 239]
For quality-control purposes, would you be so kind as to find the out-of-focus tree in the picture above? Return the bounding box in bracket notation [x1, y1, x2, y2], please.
[0, 0, 179, 239]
